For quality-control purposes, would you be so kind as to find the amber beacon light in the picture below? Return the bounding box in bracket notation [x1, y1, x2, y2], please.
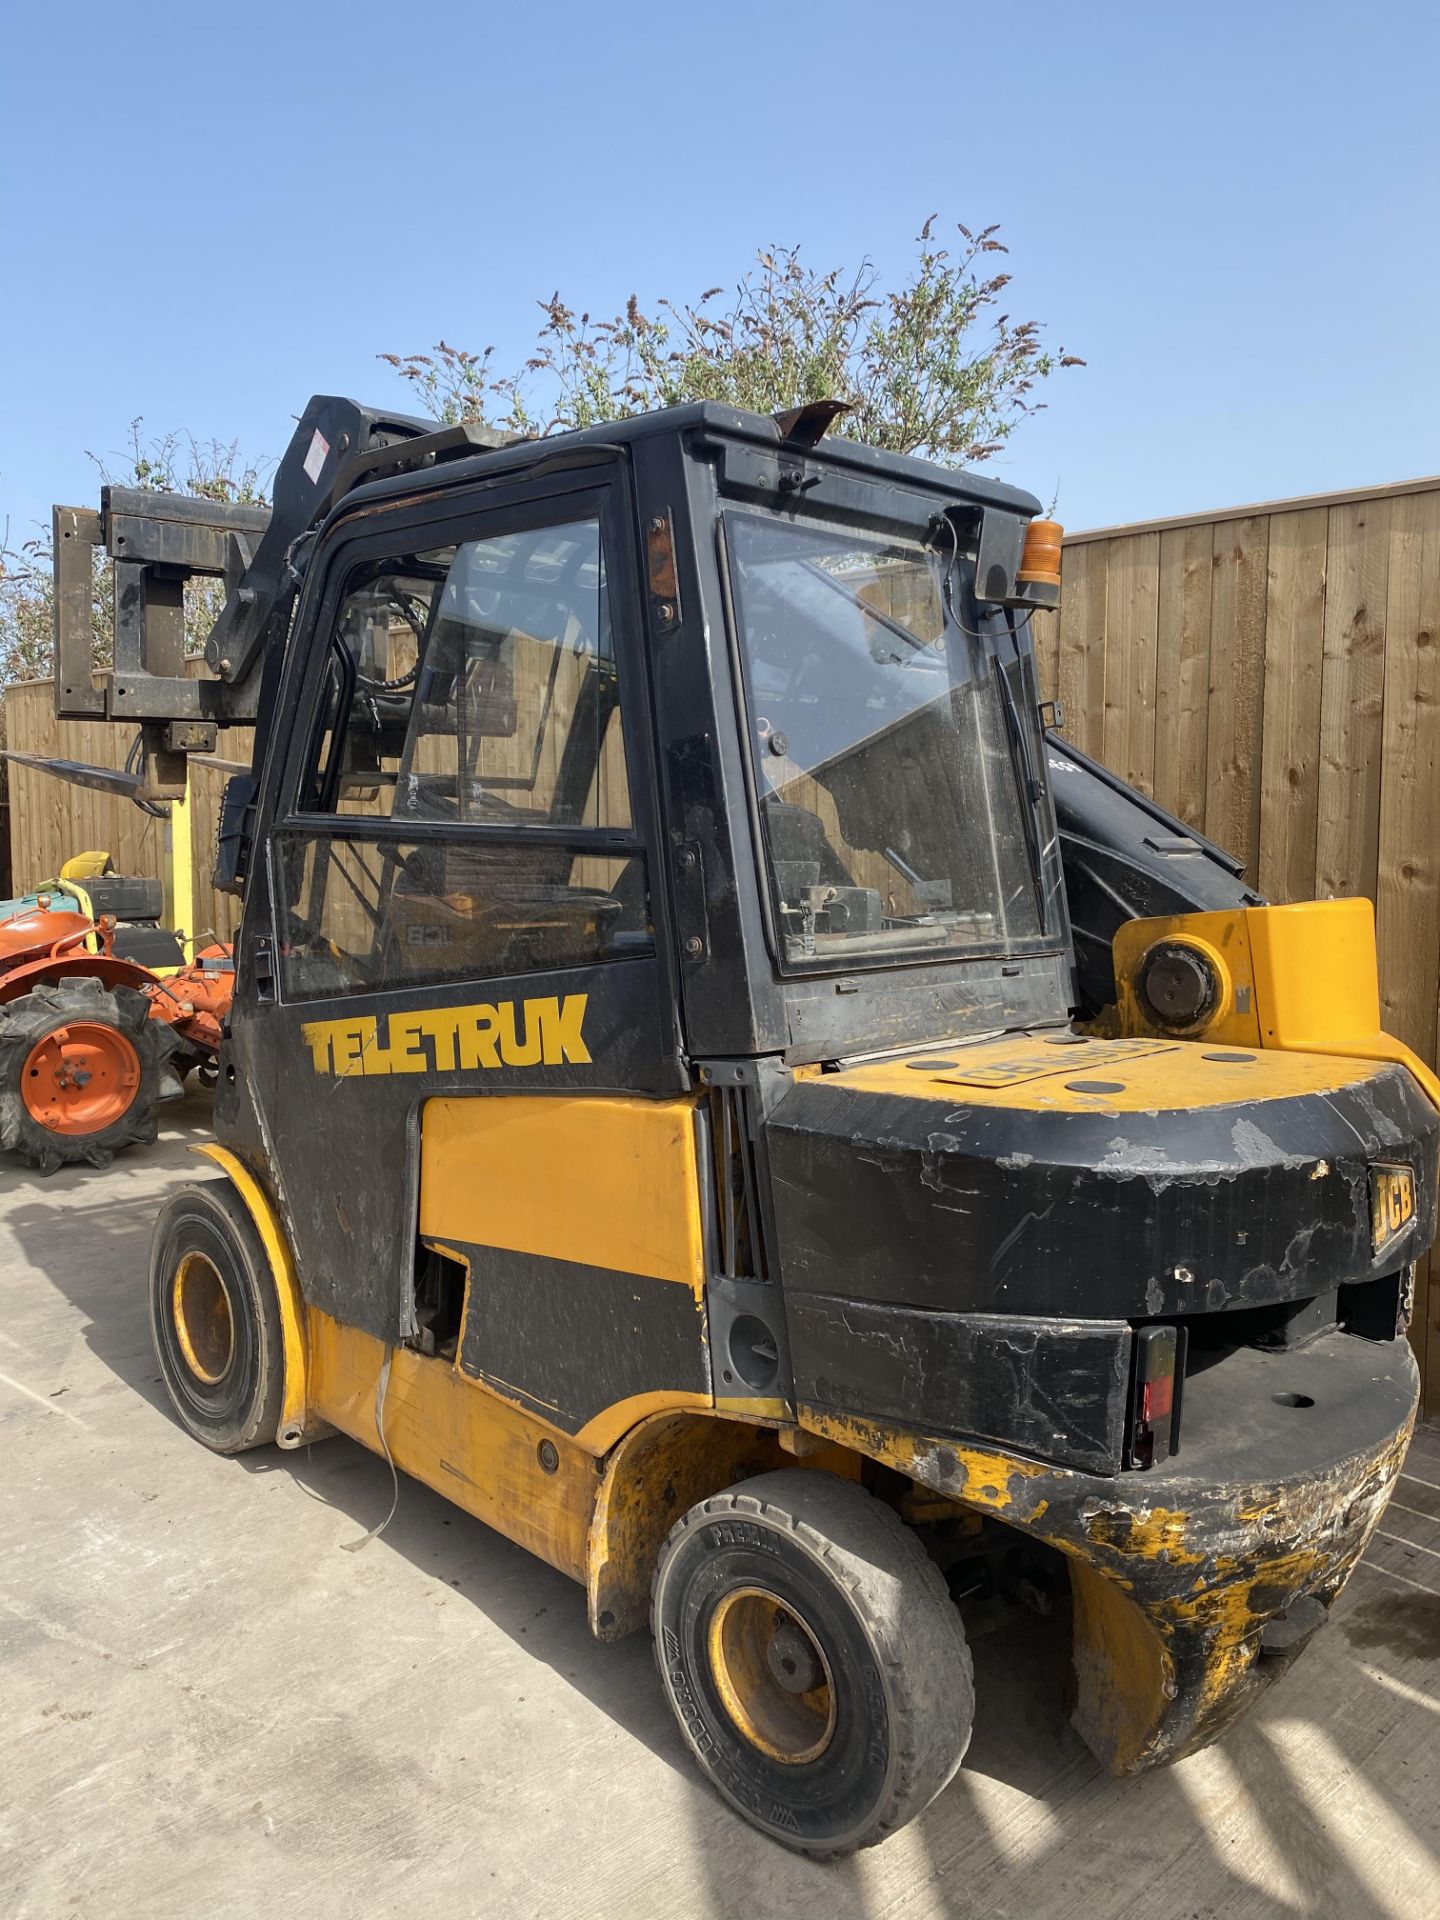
[1018, 517, 1064, 589]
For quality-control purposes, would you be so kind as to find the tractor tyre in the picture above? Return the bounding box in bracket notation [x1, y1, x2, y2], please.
[652, 1468, 975, 1855]
[0, 977, 183, 1174]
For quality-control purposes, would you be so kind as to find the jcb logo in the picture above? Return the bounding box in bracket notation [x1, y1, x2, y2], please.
[301, 993, 590, 1078]
[1370, 1163, 1416, 1254]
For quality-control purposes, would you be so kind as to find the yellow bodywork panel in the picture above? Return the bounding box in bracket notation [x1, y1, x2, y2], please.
[305, 1310, 599, 1583]
[191, 1143, 312, 1445]
[1113, 897, 1440, 1111]
[1113, 907, 1262, 1047]
[420, 1093, 708, 1295]
[1248, 900, 1440, 1107]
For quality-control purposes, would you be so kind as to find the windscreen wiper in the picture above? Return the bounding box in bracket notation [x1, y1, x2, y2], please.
[990, 618, 1045, 894]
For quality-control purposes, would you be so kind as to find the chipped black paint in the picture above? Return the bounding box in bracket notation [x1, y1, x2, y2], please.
[453, 1243, 709, 1434]
[766, 1063, 1439, 1326]
[789, 1297, 1132, 1473]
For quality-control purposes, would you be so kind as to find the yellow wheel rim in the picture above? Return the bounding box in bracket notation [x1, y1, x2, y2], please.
[707, 1585, 836, 1765]
[172, 1252, 235, 1386]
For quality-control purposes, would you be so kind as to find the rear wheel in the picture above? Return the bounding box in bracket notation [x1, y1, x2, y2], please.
[652, 1468, 974, 1855]
[0, 978, 181, 1172]
[149, 1179, 285, 1453]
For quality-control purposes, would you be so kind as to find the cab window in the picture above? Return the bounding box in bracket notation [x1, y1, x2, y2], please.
[303, 518, 632, 831]
[278, 512, 651, 1000]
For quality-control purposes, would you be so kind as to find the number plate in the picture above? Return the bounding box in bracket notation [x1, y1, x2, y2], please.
[1370, 1164, 1416, 1254]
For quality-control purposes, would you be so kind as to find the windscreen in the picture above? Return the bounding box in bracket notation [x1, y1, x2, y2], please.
[727, 512, 1048, 967]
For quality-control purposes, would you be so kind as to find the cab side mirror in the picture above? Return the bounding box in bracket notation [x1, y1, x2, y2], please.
[215, 773, 259, 897]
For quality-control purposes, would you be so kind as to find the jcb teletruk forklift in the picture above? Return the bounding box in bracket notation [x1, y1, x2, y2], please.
[52, 396, 1436, 1852]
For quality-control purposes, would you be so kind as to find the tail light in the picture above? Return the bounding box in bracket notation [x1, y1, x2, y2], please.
[1127, 1324, 1186, 1469]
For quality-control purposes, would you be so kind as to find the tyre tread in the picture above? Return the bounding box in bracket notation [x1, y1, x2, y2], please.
[652, 1466, 974, 1855]
[149, 1177, 285, 1454]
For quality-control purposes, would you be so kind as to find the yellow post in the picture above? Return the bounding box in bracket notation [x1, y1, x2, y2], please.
[162, 774, 198, 961]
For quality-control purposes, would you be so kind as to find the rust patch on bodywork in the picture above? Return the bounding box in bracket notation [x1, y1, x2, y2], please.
[799, 1406, 1052, 1515]
[587, 1412, 782, 1639]
[799, 1383, 1416, 1773]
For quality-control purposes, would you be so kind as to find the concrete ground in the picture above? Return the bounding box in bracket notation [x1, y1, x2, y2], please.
[2, 1097, 1439, 1920]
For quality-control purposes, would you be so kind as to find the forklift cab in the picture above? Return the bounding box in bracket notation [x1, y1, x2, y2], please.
[66, 398, 1436, 1854]
[218, 407, 1081, 1361]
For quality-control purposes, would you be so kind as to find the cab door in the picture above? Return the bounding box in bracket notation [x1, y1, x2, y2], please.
[223, 461, 705, 1432]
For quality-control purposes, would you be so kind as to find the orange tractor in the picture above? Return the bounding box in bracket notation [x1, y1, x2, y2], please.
[0, 870, 232, 1171]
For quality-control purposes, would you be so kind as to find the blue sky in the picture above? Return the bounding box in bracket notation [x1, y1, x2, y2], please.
[2, 0, 1436, 547]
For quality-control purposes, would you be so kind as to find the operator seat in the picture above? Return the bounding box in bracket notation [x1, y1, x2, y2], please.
[764, 798, 852, 895]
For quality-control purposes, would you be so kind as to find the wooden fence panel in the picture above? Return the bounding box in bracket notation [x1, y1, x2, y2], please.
[1204, 516, 1270, 873]
[1317, 499, 1390, 902]
[1054, 540, 1107, 757]
[1257, 508, 1328, 903]
[4, 674, 244, 942]
[1376, 491, 1440, 1068]
[1101, 533, 1161, 794]
[7, 692, 167, 883]
[1153, 522, 1214, 828]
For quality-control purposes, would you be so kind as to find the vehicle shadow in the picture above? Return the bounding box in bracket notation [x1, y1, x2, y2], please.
[3, 1125, 215, 1417]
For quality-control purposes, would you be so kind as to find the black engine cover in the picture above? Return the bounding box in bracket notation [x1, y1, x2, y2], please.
[765, 1052, 1438, 1471]
[767, 1060, 1436, 1323]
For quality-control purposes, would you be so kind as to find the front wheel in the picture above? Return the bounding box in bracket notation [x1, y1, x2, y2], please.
[149, 1179, 285, 1453]
[652, 1468, 974, 1855]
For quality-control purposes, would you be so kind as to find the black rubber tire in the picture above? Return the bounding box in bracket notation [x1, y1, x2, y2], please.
[149, 1178, 285, 1454]
[0, 977, 182, 1173]
[652, 1468, 974, 1855]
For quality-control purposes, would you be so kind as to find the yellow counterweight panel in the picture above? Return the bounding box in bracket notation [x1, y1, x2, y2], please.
[1113, 898, 1440, 1112]
[799, 1400, 1414, 1772]
[806, 1031, 1384, 1113]
[797, 1406, 1056, 1515]
[1067, 1565, 1176, 1774]
[420, 1093, 709, 1295]
[1247, 899, 1440, 1108]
